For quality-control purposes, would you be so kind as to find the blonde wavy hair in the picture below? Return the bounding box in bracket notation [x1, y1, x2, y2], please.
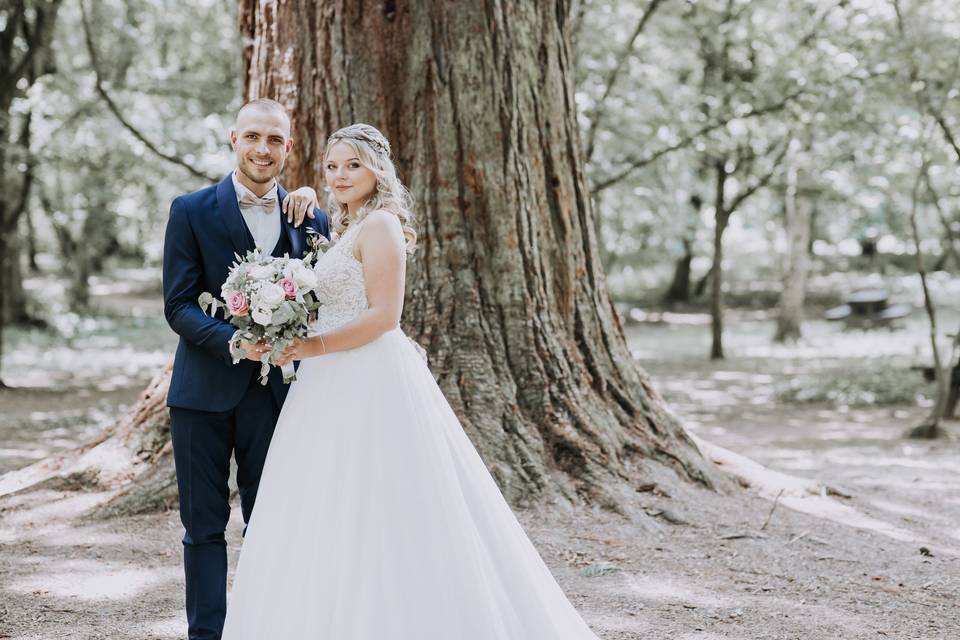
[323, 123, 416, 253]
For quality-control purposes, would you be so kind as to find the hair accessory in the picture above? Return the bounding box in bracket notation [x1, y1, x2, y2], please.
[328, 124, 391, 157]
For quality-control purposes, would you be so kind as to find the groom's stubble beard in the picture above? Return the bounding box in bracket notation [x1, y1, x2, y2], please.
[238, 160, 284, 186]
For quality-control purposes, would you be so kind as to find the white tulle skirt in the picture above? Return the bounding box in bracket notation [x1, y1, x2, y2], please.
[221, 328, 601, 639]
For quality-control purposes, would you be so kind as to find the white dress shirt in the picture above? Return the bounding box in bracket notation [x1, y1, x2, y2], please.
[232, 171, 282, 253]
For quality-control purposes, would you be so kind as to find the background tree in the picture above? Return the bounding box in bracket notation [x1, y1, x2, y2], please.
[576, 0, 842, 357]
[0, 0, 62, 387]
[773, 140, 813, 343]
[0, 0, 241, 511]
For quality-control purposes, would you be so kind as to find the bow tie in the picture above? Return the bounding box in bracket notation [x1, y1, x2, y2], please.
[239, 192, 277, 211]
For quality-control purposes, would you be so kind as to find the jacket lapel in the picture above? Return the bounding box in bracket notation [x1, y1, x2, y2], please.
[216, 174, 255, 256]
[277, 184, 303, 258]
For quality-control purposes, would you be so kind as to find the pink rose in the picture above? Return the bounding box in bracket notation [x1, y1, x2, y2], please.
[279, 278, 298, 300]
[227, 291, 249, 316]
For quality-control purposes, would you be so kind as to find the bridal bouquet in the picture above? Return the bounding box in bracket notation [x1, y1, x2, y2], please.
[199, 240, 326, 384]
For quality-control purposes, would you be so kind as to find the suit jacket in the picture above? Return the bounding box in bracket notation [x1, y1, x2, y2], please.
[163, 173, 330, 412]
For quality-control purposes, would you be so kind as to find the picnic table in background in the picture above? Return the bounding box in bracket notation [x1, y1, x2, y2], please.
[824, 288, 911, 328]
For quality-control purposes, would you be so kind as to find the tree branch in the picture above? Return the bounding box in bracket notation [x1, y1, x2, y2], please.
[0, 3, 27, 88]
[592, 88, 804, 193]
[787, 0, 847, 55]
[893, 0, 960, 165]
[583, 0, 667, 163]
[928, 107, 960, 164]
[79, 0, 219, 183]
[0, 2, 57, 99]
[922, 165, 960, 267]
[568, 0, 591, 47]
[6, 1, 59, 92]
[726, 137, 790, 214]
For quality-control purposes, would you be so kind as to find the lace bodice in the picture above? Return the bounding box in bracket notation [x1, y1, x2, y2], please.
[312, 220, 368, 334]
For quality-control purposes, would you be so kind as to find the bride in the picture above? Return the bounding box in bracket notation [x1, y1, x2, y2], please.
[221, 123, 603, 639]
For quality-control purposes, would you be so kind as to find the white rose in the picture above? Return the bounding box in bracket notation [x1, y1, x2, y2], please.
[271, 301, 295, 325]
[251, 305, 273, 326]
[248, 263, 275, 281]
[258, 282, 286, 307]
[291, 263, 318, 290]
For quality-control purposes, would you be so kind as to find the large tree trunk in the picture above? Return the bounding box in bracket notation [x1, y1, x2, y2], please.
[241, 0, 717, 505]
[774, 161, 811, 343]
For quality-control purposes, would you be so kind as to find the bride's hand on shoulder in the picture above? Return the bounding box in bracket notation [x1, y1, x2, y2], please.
[282, 186, 318, 226]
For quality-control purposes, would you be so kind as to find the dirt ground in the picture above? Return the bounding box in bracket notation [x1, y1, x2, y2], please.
[1, 307, 959, 639]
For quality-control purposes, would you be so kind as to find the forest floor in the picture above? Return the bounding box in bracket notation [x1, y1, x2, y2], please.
[1, 278, 959, 639]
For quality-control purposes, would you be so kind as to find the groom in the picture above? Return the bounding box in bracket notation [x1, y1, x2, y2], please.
[162, 98, 328, 640]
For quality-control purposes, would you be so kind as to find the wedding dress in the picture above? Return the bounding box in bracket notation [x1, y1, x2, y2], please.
[221, 217, 602, 639]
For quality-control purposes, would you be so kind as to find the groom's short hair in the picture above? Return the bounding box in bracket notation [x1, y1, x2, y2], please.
[236, 98, 291, 132]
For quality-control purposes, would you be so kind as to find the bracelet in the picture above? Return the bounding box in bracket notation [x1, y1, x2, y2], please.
[318, 335, 327, 355]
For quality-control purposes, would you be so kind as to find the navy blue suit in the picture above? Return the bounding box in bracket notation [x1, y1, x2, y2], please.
[162, 174, 328, 640]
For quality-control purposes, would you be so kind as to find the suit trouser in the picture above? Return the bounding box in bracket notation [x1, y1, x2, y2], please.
[170, 377, 281, 640]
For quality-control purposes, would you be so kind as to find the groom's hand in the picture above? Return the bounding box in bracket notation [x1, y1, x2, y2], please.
[282, 187, 318, 227]
[239, 339, 270, 362]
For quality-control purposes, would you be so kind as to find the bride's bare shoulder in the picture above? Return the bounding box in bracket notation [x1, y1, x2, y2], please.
[359, 210, 404, 242]
[364, 209, 403, 228]
[354, 210, 405, 261]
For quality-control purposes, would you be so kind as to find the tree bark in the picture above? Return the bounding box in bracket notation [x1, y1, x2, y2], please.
[240, 0, 717, 505]
[774, 160, 811, 343]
